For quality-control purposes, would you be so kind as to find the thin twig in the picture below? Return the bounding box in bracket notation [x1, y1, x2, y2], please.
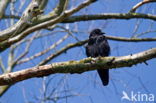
[130, 0, 156, 13]
[18, 33, 70, 64]
[38, 35, 156, 65]
[13, 31, 40, 66]
[0, 57, 5, 73]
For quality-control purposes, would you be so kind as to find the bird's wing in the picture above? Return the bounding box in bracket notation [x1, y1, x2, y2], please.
[85, 45, 90, 57]
[96, 35, 110, 56]
[88, 37, 96, 45]
[96, 35, 105, 44]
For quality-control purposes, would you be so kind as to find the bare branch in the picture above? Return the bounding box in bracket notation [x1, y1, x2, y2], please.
[38, 39, 87, 66]
[2, 15, 20, 19]
[51, 0, 69, 16]
[37, 0, 49, 10]
[7, 46, 15, 72]
[0, 0, 42, 42]
[133, 30, 156, 38]
[0, 85, 11, 97]
[62, 13, 156, 23]
[130, 0, 156, 13]
[0, 57, 5, 73]
[0, 0, 10, 18]
[17, 33, 70, 64]
[12, 31, 39, 66]
[38, 36, 156, 65]
[0, 0, 97, 52]
[0, 48, 156, 86]
[106, 35, 156, 42]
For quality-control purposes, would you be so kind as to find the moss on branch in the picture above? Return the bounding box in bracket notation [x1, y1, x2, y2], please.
[0, 48, 156, 86]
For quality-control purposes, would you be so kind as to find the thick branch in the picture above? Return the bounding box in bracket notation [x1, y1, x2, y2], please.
[62, 13, 156, 23]
[16, 36, 156, 65]
[0, 0, 42, 42]
[0, 0, 96, 52]
[38, 36, 156, 66]
[1, 1, 156, 52]
[0, 48, 156, 86]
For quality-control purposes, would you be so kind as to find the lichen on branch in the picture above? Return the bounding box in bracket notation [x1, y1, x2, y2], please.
[0, 48, 156, 86]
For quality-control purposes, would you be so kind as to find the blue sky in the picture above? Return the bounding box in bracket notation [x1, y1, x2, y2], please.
[0, 0, 156, 103]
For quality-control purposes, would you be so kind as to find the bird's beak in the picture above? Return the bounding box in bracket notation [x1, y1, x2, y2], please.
[101, 32, 105, 34]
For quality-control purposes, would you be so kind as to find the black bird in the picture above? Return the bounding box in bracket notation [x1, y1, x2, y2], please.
[86, 29, 110, 86]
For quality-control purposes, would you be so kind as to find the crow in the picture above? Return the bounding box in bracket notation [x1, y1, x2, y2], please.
[86, 29, 110, 86]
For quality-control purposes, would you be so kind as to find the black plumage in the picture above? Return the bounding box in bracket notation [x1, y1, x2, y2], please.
[86, 29, 110, 86]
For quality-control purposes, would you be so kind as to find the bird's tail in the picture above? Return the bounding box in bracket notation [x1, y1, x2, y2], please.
[97, 69, 109, 86]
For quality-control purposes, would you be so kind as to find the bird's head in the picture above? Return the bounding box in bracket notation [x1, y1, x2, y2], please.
[89, 29, 105, 38]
